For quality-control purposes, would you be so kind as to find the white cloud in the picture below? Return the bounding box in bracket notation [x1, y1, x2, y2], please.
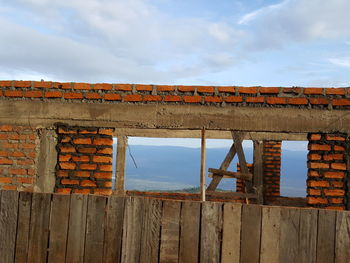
[329, 57, 350, 68]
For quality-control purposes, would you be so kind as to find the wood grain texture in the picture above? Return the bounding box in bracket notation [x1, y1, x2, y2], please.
[200, 202, 223, 263]
[15, 191, 32, 263]
[66, 194, 88, 263]
[299, 208, 318, 263]
[0, 190, 19, 263]
[140, 198, 162, 263]
[317, 209, 336, 263]
[253, 141, 264, 204]
[27, 192, 51, 263]
[103, 196, 125, 263]
[260, 206, 281, 263]
[221, 203, 242, 263]
[48, 194, 70, 263]
[179, 201, 201, 263]
[159, 200, 181, 263]
[84, 195, 107, 263]
[240, 204, 262, 263]
[335, 210, 350, 263]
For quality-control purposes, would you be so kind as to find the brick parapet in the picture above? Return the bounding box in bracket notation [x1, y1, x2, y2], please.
[1, 81, 350, 109]
[55, 125, 114, 195]
[307, 133, 348, 210]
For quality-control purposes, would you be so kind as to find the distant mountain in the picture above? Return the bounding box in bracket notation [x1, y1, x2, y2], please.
[112, 145, 307, 197]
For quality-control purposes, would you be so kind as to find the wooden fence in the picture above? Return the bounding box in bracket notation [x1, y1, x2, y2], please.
[0, 190, 349, 263]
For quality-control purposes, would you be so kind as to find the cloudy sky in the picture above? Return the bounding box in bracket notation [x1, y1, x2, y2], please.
[1, 0, 350, 87]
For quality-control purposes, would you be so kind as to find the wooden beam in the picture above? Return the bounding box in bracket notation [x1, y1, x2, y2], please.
[253, 141, 264, 204]
[208, 168, 252, 181]
[206, 191, 257, 199]
[200, 129, 206, 202]
[114, 136, 128, 195]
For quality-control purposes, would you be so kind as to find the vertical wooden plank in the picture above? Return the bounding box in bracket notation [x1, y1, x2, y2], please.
[115, 135, 127, 195]
[0, 190, 19, 263]
[335, 210, 350, 263]
[160, 200, 181, 263]
[299, 209, 318, 263]
[15, 191, 32, 263]
[27, 192, 51, 263]
[121, 197, 144, 263]
[200, 128, 206, 201]
[316, 209, 336, 263]
[221, 203, 242, 263]
[84, 195, 107, 263]
[253, 140, 264, 204]
[260, 207, 281, 263]
[140, 198, 162, 263]
[279, 207, 300, 263]
[240, 204, 262, 263]
[103, 196, 126, 263]
[66, 194, 88, 263]
[179, 201, 201, 263]
[200, 202, 223, 263]
[48, 194, 70, 263]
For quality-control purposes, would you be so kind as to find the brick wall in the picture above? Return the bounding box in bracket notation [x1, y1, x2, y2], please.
[264, 141, 282, 197]
[1, 81, 350, 110]
[236, 163, 253, 193]
[307, 133, 348, 210]
[0, 124, 38, 191]
[56, 125, 114, 195]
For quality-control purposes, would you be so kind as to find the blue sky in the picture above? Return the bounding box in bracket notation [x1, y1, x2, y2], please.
[0, 0, 349, 87]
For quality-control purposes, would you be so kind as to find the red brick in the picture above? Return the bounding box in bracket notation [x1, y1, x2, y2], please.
[104, 181, 113, 187]
[58, 127, 77, 134]
[93, 156, 112, 163]
[164, 95, 182, 102]
[324, 171, 344, 178]
[324, 189, 345, 196]
[34, 81, 51, 88]
[59, 146, 76, 153]
[94, 83, 113, 90]
[136, 84, 152, 91]
[17, 177, 34, 184]
[0, 151, 7, 157]
[0, 90, 2, 97]
[93, 189, 112, 195]
[0, 81, 12, 87]
[80, 163, 97, 170]
[178, 86, 195, 92]
[0, 158, 13, 165]
[309, 98, 328, 105]
[73, 82, 91, 90]
[104, 93, 121, 101]
[334, 145, 345, 151]
[85, 92, 102, 100]
[331, 181, 344, 187]
[283, 87, 301, 94]
[77, 147, 97, 154]
[246, 97, 265, 103]
[326, 135, 345, 141]
[303, 88, 323, 95]
[0, 177, 12, 183]
[326, 88, 346, 95]
[14, 81, 31, 88]
[97, 148, 113, 154]
[326, 206, 345, 211]
[59, 154, 72, 162]
[307, 197, 328, 204]
[114, 84, 132, 91]
[99, 165, 112, 171]
[27, 169, 35, 176]
[4, 90, 23, 97]
[93, 138, 113, 146]
[308, 154, 321, 160]
[218, 86, 235, 93]
[330, 198, 344, 204]
[224, 96, 243, 103]
[61, 179, 79, 185]
[45, 91, 62, 98]
[332, 99, 350, 106]
[79, 129, 98, 134]
[56, 188, 72, 194]
[75, 171, 90, 177]
[54, 82, 72, 89]
[308, 181, 329, 187]
[95, 172, 112, 179]
[308, 162, 329, 169]
[143, 95, 162, 102]
[99, 128, 114, 136]
[308, 144, 331, 151]
[64, 92, 83, 99]
[205, 96, 223, 103]
[73, 138, 92, 145]
[61, 136, 71, 143]
[308, 189, 321, 195]
[72, 155, 90, 162]
[0, 125, 13, 131]
[17, 160, 34, 165]
[73, 189, 91, 194]
[259, 87, 280, 94]
[323, 154, 343, 161]
[57, 170, 69, 177]
[197, 86, 214, 93]
[9, 168, 27, 175]
[80, 180, 96, 187]
[60, 162, 76, 170]
[0, 134, 7, 140]
[157, 85, 175, 91]
[124, 94, 142, 102]
[266, 97, 286, 104]
[238, 87, 258, 94]
[24, 91, 43, 98]
[21, 143, 36, 149]
[331, 163, 346, 170]
[310, 134, 322, 140]
[183, 96, 201, 103]
[288, 98, 308, 105]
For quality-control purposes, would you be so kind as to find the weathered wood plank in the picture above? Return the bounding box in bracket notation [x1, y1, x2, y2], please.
[316, 209, 336, 263]
[200, 202, 223, 263]
[279, 207, 300, 263]
[160, 200, 181, 263]
[260, 207, 281, 263]
[299, 209, 318, 263]
[66, 194, 88, 263]
[253, 141, 264, 204]
[48, 194, 70, 263]
[15, 191, 32, 263]
[206, 191, 257, 199]
[240, 204, 262, 263]
[221, 203, 242, 263]
[84, 195, 107, 263]
[208, 168, 252, 180]
[200, 128, 206, 201]
[140, 198, 162, 263]
[27, 192, 51, 263]
[115, 135, 127, 194]
[0, 190, 19, 263]
[179, 201, 201, 263]
[103, 196, 126, 263]
[121, 197, 144, 263]
[335, 210, 350, 263]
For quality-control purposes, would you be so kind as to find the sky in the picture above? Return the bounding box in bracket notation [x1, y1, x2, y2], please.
[0, 0, 350, 87]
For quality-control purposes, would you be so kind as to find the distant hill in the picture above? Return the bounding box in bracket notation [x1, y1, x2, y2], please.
[112, 145, 307, 197]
